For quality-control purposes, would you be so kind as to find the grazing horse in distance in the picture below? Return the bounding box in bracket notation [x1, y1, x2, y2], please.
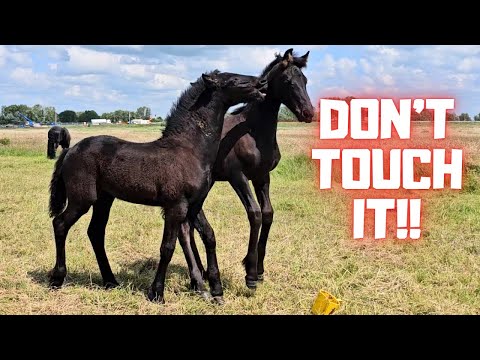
[47, 70, 270, 304]
[189, 48, 315, 290]
[47, 126, 71, 159]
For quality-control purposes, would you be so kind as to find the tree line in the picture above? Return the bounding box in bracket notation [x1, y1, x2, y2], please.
[2, 101, 480, 126]
[0, 104, 162, 125]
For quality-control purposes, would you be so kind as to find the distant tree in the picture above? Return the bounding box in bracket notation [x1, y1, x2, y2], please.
[1, 104, 29, 124]
[151, 116, 164, 123]
[0, 113, 19, 125]
[4, 104, 29, 117]
[78, 110, 100, 123]
[278, 105, 297, 122]
[41, 106, 56, 123]
[31, 104, 43, 122]
[58, 110, 78, 123]
[411, 109, 433, 121]
[474, 113, 480, 122]
[447, 112, 459, 121]
[135, 106, 151, 120]
[458, 113, 472, 122]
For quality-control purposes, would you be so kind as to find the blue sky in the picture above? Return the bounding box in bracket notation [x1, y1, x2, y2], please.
[1, 45, 479, 118]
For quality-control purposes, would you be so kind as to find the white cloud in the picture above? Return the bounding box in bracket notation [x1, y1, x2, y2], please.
[381, 74, 395, 86]
[0, 45, 32, 67]
[120, 64, 150, 80]
[337, 58, 357, 73]
[458, 57, 480, 72]
[60, 74, 103, 85]
[224, 46, 280, 72]
[65, 46, 122, 74]
[64, 85, 82, 97]
[148, 73, 189, 90]
[360, 58, 371, 74]
[105, 45, 145, 51]
[447, 73, 478, 88]
[367, 45, 400, 61]
[320, 54, 336, 77]
[64, 85, 126, 103]
[317, 54, 357, 79]
[10, 67, 51, 88]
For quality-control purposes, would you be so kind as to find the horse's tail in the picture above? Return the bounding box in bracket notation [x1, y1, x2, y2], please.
[49, 148, 69, 218]
[47, 129, 58, 159]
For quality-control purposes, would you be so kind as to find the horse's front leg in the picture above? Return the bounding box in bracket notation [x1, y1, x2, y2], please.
[148, 202, 187, 303]
[229, 173, 261, 289]
[253, 174, 273, 281]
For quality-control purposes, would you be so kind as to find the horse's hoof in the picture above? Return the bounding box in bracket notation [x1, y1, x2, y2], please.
[212, 296, 225, 305]
[257, 273, 264, 282]
[246, 279, 257, 290]
[104, 281, 119, 290]
[147, 288, 165, 304]
[49, 278, 64, 289]
[48, 268, 66, 289]
[197, 291, 212, 302]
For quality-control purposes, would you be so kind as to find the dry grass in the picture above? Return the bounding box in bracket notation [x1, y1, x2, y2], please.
[0, 122, 479, 314]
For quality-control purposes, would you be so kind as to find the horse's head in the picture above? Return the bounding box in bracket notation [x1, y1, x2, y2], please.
[264, 48, 315, 123]
[202, 71, 268, 107]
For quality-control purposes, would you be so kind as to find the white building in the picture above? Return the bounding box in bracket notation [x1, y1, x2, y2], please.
[131, 119, 151, 125]
[91, 119, 112, 125]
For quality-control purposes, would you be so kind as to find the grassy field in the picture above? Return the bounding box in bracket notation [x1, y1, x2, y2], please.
[0, 122, 479, 314]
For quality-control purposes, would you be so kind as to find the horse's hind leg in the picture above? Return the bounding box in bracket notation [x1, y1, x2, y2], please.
[178, 221, 209, 300]
[87, 192, 118, 289]
[188, 217, 207, 280]
[49, 202, 91, 288]
[191, 210, 224, 304]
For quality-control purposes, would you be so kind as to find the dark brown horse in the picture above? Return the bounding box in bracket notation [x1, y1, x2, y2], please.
[47, 126, 71, 159]
[47, 70, 270, 304]
[189, 49, 315, 289]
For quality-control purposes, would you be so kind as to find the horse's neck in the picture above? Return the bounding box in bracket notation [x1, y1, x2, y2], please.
[166, 96, 228, 166]
[248, 98, 281, 144]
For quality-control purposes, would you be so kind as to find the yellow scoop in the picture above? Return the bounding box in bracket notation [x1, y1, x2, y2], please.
[311, 290, 341, 315]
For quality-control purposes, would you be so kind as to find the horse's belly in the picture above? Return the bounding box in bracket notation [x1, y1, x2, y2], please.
[104, 181, 164, 206]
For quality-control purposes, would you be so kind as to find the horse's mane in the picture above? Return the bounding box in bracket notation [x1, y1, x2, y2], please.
[162, 70, 219, 138]
[230, 52, 307, 116]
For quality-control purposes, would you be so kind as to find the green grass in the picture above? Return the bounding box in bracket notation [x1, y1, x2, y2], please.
[0, 122, 479, 314]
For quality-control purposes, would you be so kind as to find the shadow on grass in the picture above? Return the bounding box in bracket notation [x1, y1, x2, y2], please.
[28, 257, 254, 299]
[28, 259, 189, 293]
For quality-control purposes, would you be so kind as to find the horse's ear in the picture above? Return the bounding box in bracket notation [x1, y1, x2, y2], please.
[280, 48, 294, 68]
[202, 73, 220, 89]
[283, 48, 294, 62]
[301, 51, 310, 62]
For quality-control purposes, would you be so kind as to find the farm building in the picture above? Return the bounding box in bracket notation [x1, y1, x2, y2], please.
[91, 119, 112, 125]
[130, 119, 151, 125]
